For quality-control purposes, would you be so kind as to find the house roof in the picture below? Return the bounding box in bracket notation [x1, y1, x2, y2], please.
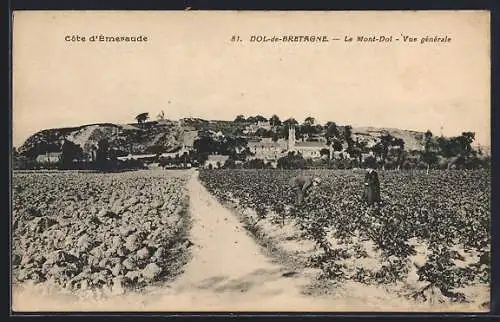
[207, 155, 230, 162]
[248, 141, 286, 148]
[37, 152, 62, 157]
[294, 141, 329, 148]
[160, 152, 180, 158]
[120, 154, 157, 160]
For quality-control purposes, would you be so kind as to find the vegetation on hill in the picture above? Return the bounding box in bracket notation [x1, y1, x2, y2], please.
[13, 113, 489, 171]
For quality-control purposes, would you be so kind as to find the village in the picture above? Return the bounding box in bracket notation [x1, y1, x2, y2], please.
[13, 114, 490, 171]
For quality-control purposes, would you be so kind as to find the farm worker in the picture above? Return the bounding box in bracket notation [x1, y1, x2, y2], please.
[362, 167, 381, 205]
[289, 175, 321, 205]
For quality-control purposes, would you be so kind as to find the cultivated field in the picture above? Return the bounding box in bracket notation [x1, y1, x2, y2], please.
[199, 169, 490, 308]
[11, 168, 490, 311]
[12, 170, 191, 296]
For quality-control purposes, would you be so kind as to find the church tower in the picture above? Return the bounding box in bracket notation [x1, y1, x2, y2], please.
[288, 125, 296, 150]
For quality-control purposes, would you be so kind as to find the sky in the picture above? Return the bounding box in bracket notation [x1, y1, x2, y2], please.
[12, 11, 491, 147]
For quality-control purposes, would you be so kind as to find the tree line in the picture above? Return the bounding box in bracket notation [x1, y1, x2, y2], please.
[13, 111, 489, 171]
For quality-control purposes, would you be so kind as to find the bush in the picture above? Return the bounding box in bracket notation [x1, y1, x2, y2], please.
[117, 159, 147, 171]
[277, 153, 306, 169]
[223, 158, 236, 169]
[243, 158, 268, 169]
[465, 156, 490, 170]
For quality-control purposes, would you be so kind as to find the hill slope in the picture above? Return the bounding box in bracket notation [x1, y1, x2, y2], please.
[17, 119, 430, 158]
[352, 126, 425, 151]
[17, 121, 187, 158]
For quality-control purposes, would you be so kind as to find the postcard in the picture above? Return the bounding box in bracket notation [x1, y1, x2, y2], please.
[11, 10, 491, 312]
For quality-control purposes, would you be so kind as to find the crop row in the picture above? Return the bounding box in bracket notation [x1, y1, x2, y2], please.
[12, 170, 190, 294]
[199, 169, 490, 302]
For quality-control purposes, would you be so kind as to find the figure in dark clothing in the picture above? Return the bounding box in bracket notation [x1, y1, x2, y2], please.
[362, 168, 381, 205]
[289, 175, 321, 205]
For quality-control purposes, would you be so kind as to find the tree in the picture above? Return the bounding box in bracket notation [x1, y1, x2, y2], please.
[303, 116, 315, 126]
[393, 137, 405, 150]
[325, 122, 339, 141]
[363, 155, 378, 169]
[332, 139, 343, 152]
[437, 137, 456, 158]
[135, 112, 149, 125]
[320, 148, 330, 158]
[294, 125, 304, 141]
[223, 158, 236, 169]
[224, 136, 248, 157]
[343, 125, 353, 147]
[246, 116, 257, 124]
[301, 117, 317, 138]
[372, 142, 385, 159]
[194, 134, 217, 155]
[270, 114, 281, 127]
[283, 118, 298, 127]
[437, 134, 474, 158]
[255, 128, 272, 138]
[458, 132, 475, 157]
[255, 115, 268, 123]
[235, 147, 252, 161]
[244, 158, 266, 169]
[277, 151, 306, 169]
[422, 150, 438, 169]
[146, 144, 167, 155]
[314, 124, 323, 135]
[423, 130, 433, 151]
[234, 114, 246, 123]
[378, 133, 394, 163]
[60, 140, 84, 169]
[356, 140, 370, 153]
[95, 139, 110, 171]
[347, 146, 362, 165]
[392, 138, 405, 167]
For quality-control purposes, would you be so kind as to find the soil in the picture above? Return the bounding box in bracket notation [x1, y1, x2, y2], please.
[11, 171, 489, 312]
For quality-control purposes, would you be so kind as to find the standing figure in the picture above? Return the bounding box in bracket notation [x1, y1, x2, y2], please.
[363, 167, 381, 205]
[289, 175, 321, 205]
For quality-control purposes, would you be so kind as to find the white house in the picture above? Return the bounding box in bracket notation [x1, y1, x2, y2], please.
[160, 146, 190, 159]
[35, 152, 62, 164]
[204, 155, 230, 169]
[360, 151, 376, 162]
[117, 153, 157, 161]
[244, 120, 272, 134]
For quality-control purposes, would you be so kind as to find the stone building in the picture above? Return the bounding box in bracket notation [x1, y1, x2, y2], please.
[246, 125, 333, 161]
[287, 126, 332, 159]
[204, 155, 230, 169]
[35, 152, 62, 164]
[247, 138, 288, 161]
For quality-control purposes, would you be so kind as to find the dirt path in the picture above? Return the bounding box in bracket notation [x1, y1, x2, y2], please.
[13, 171, 325, 311]
[12, 171, 485, 312]
[141, 171, 333, 311]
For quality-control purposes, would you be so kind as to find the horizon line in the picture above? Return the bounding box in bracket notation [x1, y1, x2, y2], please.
[13, 115, 490, 149]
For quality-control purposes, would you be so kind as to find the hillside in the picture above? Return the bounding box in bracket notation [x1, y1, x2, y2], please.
[17, 121, 187, 159]
[17, 119, 431, 159]
[352, 126, 425, 151]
